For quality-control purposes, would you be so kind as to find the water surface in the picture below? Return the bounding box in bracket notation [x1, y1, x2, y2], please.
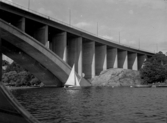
[11, 87, 167, 123]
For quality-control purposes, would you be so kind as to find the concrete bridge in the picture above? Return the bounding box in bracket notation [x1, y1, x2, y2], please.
[0, 1, 154, 80]
[0, 1, 154, 123]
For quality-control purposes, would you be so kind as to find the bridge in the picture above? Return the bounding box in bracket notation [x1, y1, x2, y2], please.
[0, 1, 154, 123]
[0, 1, 153, 80]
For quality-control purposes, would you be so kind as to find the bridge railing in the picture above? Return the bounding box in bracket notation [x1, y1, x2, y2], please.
[0, 0, 154, 54]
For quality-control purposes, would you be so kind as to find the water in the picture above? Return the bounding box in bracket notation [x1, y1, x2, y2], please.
[11, 87, 167, 123]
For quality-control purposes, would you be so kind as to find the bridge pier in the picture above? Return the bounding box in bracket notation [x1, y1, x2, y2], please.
[95, 44, 107, 75]
[67, 36, 82, 76]
[15, 17, 25, 32]
[51, 31, 67, 62]
[107, 47, 118, 68]
[35, 25, 48, 47]
[0, 12, 25, 32]
[83, 41, 95, 79]
[138, 54, 146, 70]
[118, 49, 128, 69]
[25, 20, 48, 47]
[128, 52, 137, 70]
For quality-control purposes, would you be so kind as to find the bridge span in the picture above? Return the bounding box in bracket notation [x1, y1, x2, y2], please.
[0, 1, 154, 80]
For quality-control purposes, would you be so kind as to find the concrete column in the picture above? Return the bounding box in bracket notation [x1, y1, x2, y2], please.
[138, 54, 146, 70]
[95, 44, 107, 75]
[15, 17, 25, 32]
[128, 52, 137, 70]
[51, 32, 67, 62]
[34, 25, 48, 46]
[67, 37, 82, 76]
[45, 41, 49, 49]
[107, 47, 117, 68]
[49, 38, 53, 51]
[83, 41, 95, 79]
[118, 49, 127, 69]
[0, 38, 1, 82]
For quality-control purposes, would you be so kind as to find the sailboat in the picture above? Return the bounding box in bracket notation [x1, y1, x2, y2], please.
[64, 65, 80, 88]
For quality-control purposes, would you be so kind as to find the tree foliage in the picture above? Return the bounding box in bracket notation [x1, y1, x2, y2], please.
[2, 60, 10, 66]
[140, 51, 167, 84]
[5, 62, 24, 73]
[2, 61, 41, 86]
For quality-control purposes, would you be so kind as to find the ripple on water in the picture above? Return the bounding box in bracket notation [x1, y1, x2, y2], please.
[11, 87, 167, 123]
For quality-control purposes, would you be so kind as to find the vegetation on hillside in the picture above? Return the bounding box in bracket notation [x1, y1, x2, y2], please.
[2, 60, 41, 87]
[140, 51, 167, 84]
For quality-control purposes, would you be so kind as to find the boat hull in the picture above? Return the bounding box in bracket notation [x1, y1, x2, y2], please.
[64, 86, 81, 89]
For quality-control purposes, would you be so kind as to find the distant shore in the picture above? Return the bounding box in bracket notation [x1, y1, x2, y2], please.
[5, 85, 60, 90]
[5, 86, 40, 90]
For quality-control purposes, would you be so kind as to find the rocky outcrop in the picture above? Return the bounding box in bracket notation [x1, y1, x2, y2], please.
[91, 68, 143, 86]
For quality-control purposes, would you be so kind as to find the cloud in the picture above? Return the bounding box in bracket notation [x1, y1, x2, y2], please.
[105, 0, 116, 3]
[129, 10, 134, 15]
[102, 35, 114, 40]
[125, 0, 166, 10]
[159, 41, 167, 53]
[37, 8, 55, 18]
[121, 39, 137, 46]
[100, 0, 166, 9]
[74, 22, 91, 28]
[129, 40, 137, 45]
[121, 39, 128, 44]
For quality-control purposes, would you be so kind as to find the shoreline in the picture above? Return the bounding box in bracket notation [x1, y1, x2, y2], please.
[5, 84, 167, 90]
[5, 86, 40, 90]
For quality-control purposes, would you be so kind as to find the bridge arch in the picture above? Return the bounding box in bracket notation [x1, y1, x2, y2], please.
[0, 19, 71, 86]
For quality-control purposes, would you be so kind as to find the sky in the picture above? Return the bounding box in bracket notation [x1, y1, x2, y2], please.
[2, 0, 167, 53]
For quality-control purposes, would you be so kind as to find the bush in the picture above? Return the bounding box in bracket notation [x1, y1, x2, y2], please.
[140, 52, 167, 84]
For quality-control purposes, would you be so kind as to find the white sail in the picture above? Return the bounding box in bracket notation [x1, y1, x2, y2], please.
[65, 65, 80, 87]
[75, 75, 80, 86]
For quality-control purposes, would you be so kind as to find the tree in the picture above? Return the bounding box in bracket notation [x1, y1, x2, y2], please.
[5, 62, 24, 73]
[2, 60, 10, 66]
[2, 61, 41, 86]
[140, 52, 167, 84]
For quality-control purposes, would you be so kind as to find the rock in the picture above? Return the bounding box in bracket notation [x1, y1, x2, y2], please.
[91, 68, 143, 86]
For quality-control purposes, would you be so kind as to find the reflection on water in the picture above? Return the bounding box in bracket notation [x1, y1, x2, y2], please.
[11, 87, 167, 123]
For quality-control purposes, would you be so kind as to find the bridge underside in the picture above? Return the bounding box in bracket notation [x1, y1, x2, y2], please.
[0, 1, 154, 81]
